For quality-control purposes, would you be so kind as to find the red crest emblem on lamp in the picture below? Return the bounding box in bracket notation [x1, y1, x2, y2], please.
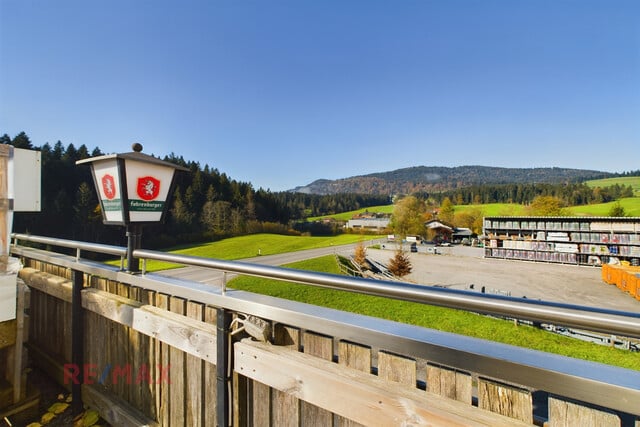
[137, 176, 161, 201]
[101, 174, 117, 200]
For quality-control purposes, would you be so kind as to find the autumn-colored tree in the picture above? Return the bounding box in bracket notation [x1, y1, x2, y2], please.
[388, 249, 412, 277]
[453, 207, 484, 235]
[390, 196, 426, 237]
[527, 196, 567, 216]
[354, 241, 367, 267]
[438, 197, 455, 224]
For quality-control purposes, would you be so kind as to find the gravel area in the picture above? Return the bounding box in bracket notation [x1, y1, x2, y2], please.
[367, 246, 640, 313]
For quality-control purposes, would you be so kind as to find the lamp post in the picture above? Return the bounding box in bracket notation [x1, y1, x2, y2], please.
[77, 143, 187, 272]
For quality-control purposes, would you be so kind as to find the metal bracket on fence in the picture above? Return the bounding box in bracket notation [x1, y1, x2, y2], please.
[76, 248, 81, 262]
[71, 269, 85, 415]
[222, 271, 227, 295]
[142, 258, 147, 275]
[230, 313, 272, 343]
[217, 308, 233, 427]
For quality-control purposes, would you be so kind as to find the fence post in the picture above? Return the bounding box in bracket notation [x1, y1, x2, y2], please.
[217, 308, 232, 427]
[71, 269, 85, 415]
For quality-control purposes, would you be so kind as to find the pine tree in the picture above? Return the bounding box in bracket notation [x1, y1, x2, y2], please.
[388, 249, 412, 278]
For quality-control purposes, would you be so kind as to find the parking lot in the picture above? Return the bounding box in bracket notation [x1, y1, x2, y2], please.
[367, 245, 640, 313]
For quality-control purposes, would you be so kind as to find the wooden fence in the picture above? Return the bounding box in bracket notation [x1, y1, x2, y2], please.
[14, 249, 640, 426]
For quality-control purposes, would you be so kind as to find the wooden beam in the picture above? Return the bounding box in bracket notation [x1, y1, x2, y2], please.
[235, 340, 532, 427]
[82, 288, 217, 364]
[19, 268, 72, 303]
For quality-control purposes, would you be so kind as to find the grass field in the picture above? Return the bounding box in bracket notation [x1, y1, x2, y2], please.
[229, 255, 640, 371]
[308, 197, 640, 222]
[307, 204, 394, 221]
[454, 203, 527, 216]
[139, 233, 376, 271]
[585, 176, 640, 196]
[567, 197, 640, 217]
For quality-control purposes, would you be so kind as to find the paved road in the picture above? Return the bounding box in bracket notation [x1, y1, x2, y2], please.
[157, 241, 639, 312]
[367, 246, 640, 312]
[156, 240, 380, 285]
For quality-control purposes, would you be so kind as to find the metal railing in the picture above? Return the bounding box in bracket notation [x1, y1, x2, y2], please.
[13, 232, 640, 338]
[10, 232, 640, 420]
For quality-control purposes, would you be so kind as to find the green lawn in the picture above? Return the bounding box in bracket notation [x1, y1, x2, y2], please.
[308, 199, 640, 221]
[463, 199, 640, 218]
[307, 204, 394, 222]
[139, 233, 378, 272]
[585, 176, 640, 196]
[229, 255, 640, 371]
[454, 203, 527, 217]
[567, 197, 640, 217]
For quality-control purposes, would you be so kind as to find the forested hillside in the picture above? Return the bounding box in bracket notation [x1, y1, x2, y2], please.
[4, 132, 638, 248]
[292, 165, 618, 195]
[4, 132, 388, 247]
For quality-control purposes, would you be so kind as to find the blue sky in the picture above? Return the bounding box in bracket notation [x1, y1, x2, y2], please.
[1, 1, 638, 191]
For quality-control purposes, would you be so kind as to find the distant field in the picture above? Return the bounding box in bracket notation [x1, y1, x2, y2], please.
[139, 233, 376, 272]
[307, 204, 393, 221]
[585, 176, 640, 196]
[229, 255, 639, 370]
[310, 198, 640, 221]
[454, 203, 527, 217]
[567, 197, 640, 217]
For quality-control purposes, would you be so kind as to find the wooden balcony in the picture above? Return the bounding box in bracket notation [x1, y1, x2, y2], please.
[6, 234, 640, 426]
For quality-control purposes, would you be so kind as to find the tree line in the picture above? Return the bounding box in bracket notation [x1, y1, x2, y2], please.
[4, 132, 388, 248]
[4, 132, 637, 249]
[415, 181, 634, 207]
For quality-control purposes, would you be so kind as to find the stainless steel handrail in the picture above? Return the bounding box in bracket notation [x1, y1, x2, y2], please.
[10, 233, 640, 416]
[12, 233, 127, 257]
[12, 232, 640, 338]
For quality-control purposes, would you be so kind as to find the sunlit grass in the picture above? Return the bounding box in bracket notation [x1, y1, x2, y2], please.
[585, 176, 640, 196]
[120, 233, 378, 272]
[230, 255, 640, 371]
[307, 205, 394, 222]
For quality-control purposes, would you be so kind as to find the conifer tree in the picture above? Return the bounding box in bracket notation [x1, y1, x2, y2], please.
[388, 249, 412, 278]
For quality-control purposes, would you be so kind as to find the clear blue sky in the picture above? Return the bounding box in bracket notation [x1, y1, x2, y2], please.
[1, 1, 638, 191]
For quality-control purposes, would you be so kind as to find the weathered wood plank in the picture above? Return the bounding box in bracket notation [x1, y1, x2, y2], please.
[548, 397, 620, 427]
[87, 278, 107, 398]
[81, 289, 217, 364]
[378, 350, 416, 387]
[19, 267, 72, 303]
[271, 324, 300, 427]
[140, 288, 156, 421]
[337, 341, 371, 427]
[116, 282, 130, 403]
[129, 286, 142, 412]
[169, 296, 186, 426]
[9, 283, 27, 402]
[155, 293, 170, 426]
[186, 300, 204, 427]
[235, 340, 530, 427]
[426, 363, 473, 404]
[251, 378, 270, 427]
[301, 331, 333, 427]
[477, 378, 533, 424]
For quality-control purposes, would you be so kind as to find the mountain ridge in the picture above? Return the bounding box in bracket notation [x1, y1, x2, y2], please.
[290, 165, 612, 195]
